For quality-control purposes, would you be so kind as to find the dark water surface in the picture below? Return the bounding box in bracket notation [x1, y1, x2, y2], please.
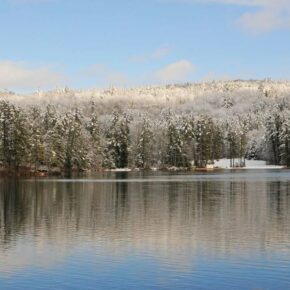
[1, 170, 290, 289]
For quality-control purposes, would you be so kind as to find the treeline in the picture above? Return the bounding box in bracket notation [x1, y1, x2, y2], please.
[0, 98, 290, 173]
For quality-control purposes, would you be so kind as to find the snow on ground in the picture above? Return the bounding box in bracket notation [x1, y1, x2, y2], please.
[214, 159, 284, 169]
[104, 168, 132, 172]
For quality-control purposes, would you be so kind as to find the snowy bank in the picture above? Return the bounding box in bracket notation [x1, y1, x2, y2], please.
[104, 168, 132, 172]
[214, 159, 284, 169]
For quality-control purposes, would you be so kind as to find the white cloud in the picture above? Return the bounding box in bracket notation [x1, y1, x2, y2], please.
[130, 46, 172, 63]
[153, 60, 196, 84]
[0, 61, 67, 91]
[237, 8, 288, 33]
[81, 60, 196, 87]
[0, 60, 199, 90]
[83, 64, 129, 87]
[162, 0, 290, 33]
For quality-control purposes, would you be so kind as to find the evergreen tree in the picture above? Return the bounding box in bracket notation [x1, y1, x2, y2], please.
[43, 105, 57, 132]
[165, 118, 188, 167]
[135, 117, 154, 169]
[193, 116, 216, 167]
[103, 112, 131, 169]
[61, 109, 88, 171]
[0, 101, 30, 169]
[280, 114, 290, 167]
[28, 107, 45, 171]
[86, 114, 101, 170]
[265, 109, 284, 165]
[44, 121, 65, 169]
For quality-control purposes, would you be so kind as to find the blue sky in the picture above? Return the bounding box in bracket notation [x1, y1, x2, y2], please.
[0, 0, 290, 92]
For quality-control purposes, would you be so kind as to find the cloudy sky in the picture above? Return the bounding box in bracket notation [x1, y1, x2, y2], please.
[0, 0, 290, 91]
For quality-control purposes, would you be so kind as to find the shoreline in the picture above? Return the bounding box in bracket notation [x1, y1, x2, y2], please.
[0, 166, 287, 178]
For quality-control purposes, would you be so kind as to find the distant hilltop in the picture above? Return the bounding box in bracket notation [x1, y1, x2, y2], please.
[1, 80, 290, 111]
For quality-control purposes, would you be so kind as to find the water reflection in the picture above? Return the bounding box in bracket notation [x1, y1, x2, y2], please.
[0, 172, 290, 279]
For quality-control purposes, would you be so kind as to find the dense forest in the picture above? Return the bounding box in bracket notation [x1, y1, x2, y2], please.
[1, 79, 290, 173]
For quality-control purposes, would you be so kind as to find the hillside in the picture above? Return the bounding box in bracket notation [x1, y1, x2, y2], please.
[2, 79, 290, 112]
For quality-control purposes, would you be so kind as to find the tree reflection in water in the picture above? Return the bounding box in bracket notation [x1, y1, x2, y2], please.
[0, 171, 290, 273]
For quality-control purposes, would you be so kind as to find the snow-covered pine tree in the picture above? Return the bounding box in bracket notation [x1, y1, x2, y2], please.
[264, 109, 284, 165]
[103, 111, 131, 169]
[86, 114, 102, 170]
[28, 107, 45, 171]
[135, 117, 154, 169]
[193, 115, 217, 168]
[0, 101, 30, 169]
[44, 120, 65, 169]
[280, 113, 290, 167]
[165, 117, 188, 168]
[61, 109, 88, 171]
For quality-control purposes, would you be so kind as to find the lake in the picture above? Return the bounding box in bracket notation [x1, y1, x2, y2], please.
[0, 170, 290, 289]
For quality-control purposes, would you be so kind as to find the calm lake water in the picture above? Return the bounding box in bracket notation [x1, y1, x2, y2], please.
[1, 170, 290, 290]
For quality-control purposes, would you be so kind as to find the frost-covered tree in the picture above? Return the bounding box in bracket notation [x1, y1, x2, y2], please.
[61, 110, 88, 171]
[86, 114, 102, 170]
[164, 116, 189, 168]
[28, 107, 45, 171]
[264, 110, 284, 165]
[103, 112, 130, 169]
[135, 117, 154, 169]
[44, 121, 65, 169]
[193, 116, 220, 167]
[0, 101, 30, 169]
[280, 114, 290, 167]
[43, 105, 57, 132]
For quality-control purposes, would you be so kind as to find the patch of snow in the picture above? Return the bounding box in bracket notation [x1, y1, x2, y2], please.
[214, 159, 284, 169]
[105, 168, 132, 172]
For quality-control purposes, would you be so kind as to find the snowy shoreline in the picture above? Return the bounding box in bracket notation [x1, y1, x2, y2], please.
[103, 160, 286, 173]
[213, 159, 285, 170]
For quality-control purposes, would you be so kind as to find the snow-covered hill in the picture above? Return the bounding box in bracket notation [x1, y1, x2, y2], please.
[1, 80, 290, 114]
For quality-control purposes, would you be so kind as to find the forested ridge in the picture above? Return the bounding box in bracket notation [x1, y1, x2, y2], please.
[1, 79, 290, 173]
